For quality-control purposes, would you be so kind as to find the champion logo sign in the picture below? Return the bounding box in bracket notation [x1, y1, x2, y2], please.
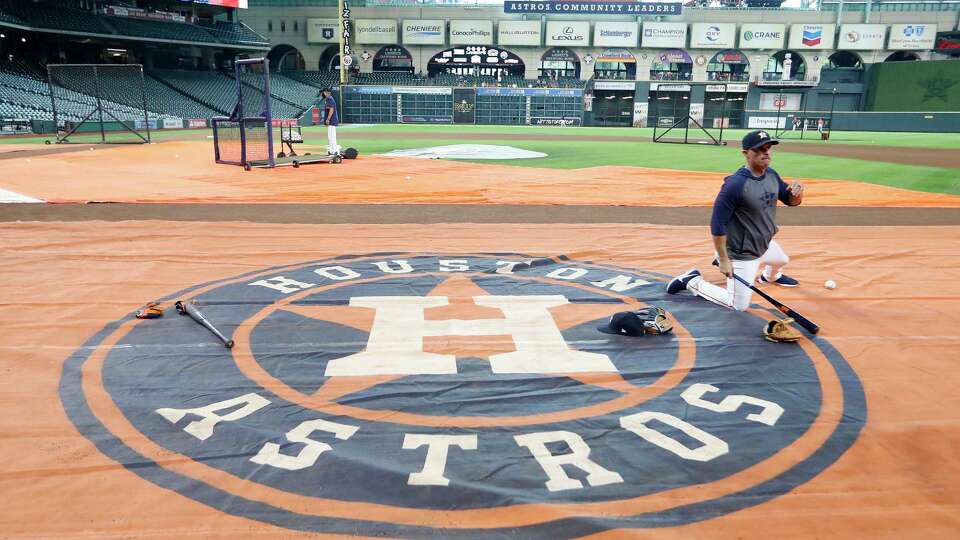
[801, 27, 822, 47]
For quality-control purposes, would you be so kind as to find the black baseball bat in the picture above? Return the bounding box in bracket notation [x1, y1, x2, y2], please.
[732, 274, 820, 335]
[176, 300, 235, 348]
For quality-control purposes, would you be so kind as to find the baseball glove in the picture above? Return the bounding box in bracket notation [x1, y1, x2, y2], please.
[763, 318, 801, 343]
[135, 302, 164, 319]
[635, 307, 673, 335]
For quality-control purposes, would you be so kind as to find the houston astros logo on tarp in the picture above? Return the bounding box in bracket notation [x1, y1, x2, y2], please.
[61, 254, 865, 537]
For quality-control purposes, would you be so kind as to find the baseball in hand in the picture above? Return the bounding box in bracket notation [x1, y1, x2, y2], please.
[824, 280, 837, 290]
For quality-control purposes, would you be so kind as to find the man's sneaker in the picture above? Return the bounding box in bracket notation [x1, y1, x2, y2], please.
[666, 269, 702, 294]
[759, 273, 799, 287]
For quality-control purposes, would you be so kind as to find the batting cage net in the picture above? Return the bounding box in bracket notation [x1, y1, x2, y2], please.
[651, 83, 728, 146]
[47, 64, 152, 144]
[212, 58, 275, 169]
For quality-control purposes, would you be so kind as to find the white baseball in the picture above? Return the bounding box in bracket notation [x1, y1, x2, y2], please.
[824, 280, 837, 290]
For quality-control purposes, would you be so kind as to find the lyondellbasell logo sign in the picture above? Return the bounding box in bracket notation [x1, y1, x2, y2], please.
[61, 254, 865, 537]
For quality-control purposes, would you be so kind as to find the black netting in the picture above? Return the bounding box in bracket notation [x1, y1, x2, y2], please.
[47, 64, 151, 143]
[213, 59, 275, 167]
[213, 119, 242, 165]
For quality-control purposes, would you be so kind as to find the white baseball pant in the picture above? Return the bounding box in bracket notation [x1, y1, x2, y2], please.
[686, 240, 789, 311]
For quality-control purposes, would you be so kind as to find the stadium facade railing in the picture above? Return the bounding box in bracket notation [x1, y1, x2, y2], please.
[0, 1, 268, 48]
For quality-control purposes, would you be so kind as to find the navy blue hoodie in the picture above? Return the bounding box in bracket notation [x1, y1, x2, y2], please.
[710, 166, 795, 260]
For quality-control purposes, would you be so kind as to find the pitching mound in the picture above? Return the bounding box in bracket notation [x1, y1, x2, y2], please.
[382, 144, 547, 160]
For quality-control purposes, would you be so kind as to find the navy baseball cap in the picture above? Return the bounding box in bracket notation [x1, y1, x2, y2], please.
[597, 311, 646, 337]
[741, 130, 780, 151]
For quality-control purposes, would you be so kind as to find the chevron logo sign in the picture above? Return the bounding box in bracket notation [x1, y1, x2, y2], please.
[801, 27, 822, 47]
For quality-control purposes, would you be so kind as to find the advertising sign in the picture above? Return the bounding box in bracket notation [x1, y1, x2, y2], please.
[531, 117, 582, 126]
[355, 19, 398, 44]
[504, 1, 681, 15]
[633, 101, 648, 127]
[888, 24, 937, 50]
[594, 81, 635, 90]
[690, 23, 736, 49]
[546, 21, 590, 46]
[689, 103, 704, 125]
[642, 22, 687, 48]
[748, 116, 786, 129]
[498, 20, 541, 46]
[759, 92, 802, 111]
[838, 24, 886, 50]
[740, 24, 786, 50]
[403, 20, 444, 45]
[593, 21, 639, 48]
[307, 18, 339, 44]
[788, 24, 836, 50]
[450, 20, 494, 45]
[453, 88, 476, 124]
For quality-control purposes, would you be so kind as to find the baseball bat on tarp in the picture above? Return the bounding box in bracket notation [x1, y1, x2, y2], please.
[176, 300, 234, 348]
[732, 274, 820, 335]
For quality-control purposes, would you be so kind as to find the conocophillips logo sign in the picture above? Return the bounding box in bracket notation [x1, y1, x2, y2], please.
[62, 254, 865, 537]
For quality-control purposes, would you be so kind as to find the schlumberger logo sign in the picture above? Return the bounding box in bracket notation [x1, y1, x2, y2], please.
[504, 1, 681, 15]
[600, 30, 632, 38]
[61, 254, 864, 537]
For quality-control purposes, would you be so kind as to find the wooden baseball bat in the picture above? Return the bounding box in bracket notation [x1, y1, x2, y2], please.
[732, 274, 820, 335]
[176, 300, 235, 348]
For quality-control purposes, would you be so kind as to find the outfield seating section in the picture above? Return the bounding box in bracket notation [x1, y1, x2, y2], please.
[149, 70, 238, 116]
[201, 21, 270, 46]
[285, 71, 341, 89]
[105, 16, 218, 44]
[354, 72, 426, 86]
[0, 63, 172, 123]
[0, 2, 267, 46]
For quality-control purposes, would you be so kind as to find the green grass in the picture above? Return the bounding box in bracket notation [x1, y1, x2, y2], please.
[6, 124, 958, 194]
[337, 124, 960, 149]
[315, 127, 960, 195]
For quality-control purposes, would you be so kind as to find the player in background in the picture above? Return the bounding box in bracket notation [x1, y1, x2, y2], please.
[321, 88, 341, 156]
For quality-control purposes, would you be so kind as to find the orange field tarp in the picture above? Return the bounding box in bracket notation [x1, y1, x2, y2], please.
[1, 222, 958, 539]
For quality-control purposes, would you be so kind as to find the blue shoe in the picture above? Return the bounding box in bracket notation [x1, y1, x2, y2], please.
[666, 269, 701, 294]
[759, 273, 799, 287]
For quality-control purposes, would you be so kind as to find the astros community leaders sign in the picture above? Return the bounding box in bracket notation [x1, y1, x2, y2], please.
[504, 1, 681, 15]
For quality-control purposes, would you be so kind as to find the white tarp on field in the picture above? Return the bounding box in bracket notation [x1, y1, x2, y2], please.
[382, 144, 547, 160]
[0, 187, 42, 203]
